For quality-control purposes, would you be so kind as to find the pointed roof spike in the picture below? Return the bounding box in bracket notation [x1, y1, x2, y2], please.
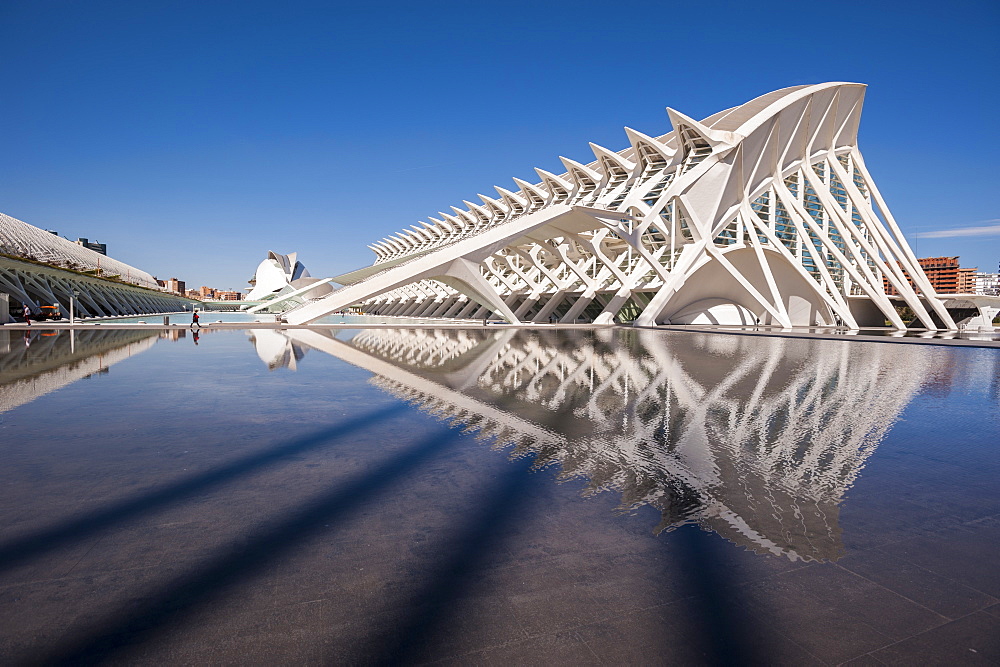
[623, 127, 676, 158]
[432, 215, 455, 233]
[409, 224, 434, 242]
[625, 127, 677, 168]
[450, 208, 474, 227]
[477, 194, 508, 217]
[419, 220, 442, 238]
[534, 168, 572, 191]
[512, 177, 543, 193]
[589, 142, 636, 173]
[512, 177, 549, 204]
[424, 219, 449, 237]
[558, 156, 601, 183]
[438, 213, 462, 231]
[494, 186, 528, 208]
[665, 108, 741, 148]
[463, 199, 492, 222]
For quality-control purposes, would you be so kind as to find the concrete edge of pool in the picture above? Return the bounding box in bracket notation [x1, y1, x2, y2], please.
[2, 321, 999, 348]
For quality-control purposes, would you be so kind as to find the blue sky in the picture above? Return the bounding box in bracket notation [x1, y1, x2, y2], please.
[1, 0, 998, 289]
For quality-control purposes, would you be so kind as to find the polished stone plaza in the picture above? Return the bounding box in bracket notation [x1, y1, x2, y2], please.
[0, 326, 997, 664]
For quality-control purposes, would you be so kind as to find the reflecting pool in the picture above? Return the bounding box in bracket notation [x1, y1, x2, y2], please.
[0, 326, 997, 664]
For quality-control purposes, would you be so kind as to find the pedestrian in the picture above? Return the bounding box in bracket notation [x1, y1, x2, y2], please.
[191, 310, 201, 328]
[22, 304, 31, 326]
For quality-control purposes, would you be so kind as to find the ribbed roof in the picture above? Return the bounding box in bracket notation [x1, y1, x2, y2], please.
[0, 211, 159, 289]
[706, 84, 814, 132]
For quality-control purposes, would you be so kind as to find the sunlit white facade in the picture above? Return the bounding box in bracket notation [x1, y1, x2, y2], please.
[0, 211, 191, 317]
[284, 83, 955, 329]
[244, 251, 334, 313]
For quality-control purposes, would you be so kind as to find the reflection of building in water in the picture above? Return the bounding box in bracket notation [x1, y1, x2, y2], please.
[0, 329, 159, 413]
[247, 329, 310, 371]
[920, 344, 1000, 405]
[257, 327, 934, 562]
[160, 328, 187, 342]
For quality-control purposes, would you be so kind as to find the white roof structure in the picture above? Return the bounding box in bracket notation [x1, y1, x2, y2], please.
[0, 211, 158, 289]
[281, 83, 955, 330]
[244, 251, 334, 312]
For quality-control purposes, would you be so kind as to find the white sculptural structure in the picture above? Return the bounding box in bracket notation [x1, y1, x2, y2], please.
[280, 83, 975, 330]
[245, 251, 333, 312]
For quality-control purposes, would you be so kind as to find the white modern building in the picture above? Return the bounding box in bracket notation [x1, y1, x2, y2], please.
[243, 251, 334, 313]
[281, 83, 974, 330]
[0, 211, 192, 318]
[975, 271, 1000, 296]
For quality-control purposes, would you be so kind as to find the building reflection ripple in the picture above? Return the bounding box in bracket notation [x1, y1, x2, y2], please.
[0, 328, 159, 414]
[255, 327, 937, 562]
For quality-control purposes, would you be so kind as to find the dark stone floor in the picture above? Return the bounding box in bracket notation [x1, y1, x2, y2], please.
[0, 420, 995, 665]
[0, 330, 997, 664]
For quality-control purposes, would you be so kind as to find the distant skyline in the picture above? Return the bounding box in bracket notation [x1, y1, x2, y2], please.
[2, 0, 998, 289]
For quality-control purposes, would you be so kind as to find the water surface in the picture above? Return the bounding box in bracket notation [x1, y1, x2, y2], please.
[0, 326, 996, 664]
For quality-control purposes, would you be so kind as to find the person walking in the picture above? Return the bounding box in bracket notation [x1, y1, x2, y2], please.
[191, 310, 201, 328]
[22, 303, 31, 327]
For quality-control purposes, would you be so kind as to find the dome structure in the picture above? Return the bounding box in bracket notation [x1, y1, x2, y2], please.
[245, 251, 334, 307]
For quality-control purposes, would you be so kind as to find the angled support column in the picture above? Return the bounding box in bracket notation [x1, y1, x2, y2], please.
[435, 258, 520, 324]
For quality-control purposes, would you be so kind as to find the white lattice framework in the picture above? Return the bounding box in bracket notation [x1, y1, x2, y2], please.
[0, 211, 193, 316]
[286, 83, 956, 330]
[0, 212, 159, 289]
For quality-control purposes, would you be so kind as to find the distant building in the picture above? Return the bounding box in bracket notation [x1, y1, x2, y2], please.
[163, 278, 186, 295]
[214, 290, 244, 301]
[75, 238, 107, 255]
[160, 329, 187, 341]
[957, 267, 978, 293]
[916, 257, 960, 293]
[885, 256, 960, 295]
[976, 272, 1000, 296]
[199, 285, 216, 299]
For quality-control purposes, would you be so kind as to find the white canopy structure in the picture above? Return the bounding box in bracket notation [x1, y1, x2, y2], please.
[0, 211, 191, 317]
[244, 251, 334, 312]
[0, 212, 158, 289]
[284, 83, 957, 330]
